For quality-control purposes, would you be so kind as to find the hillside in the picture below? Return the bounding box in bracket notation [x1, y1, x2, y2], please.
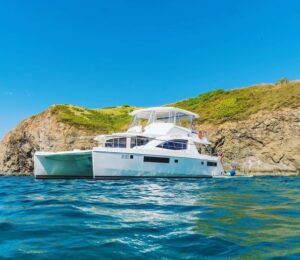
[49, 80, 300, 130]
[174, 80, 300, 124]
[0, 80, 299, 175]
[50, 104, 137, 132]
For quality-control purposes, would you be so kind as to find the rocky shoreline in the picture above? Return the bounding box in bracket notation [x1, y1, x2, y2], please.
[0, 172, 31, 176]
[0, 106, 299, 176]
[205, 107, 300, 176]
[0, 81, 299, 176]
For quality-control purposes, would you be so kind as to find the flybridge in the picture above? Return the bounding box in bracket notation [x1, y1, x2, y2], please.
[128, 107, 199, 135]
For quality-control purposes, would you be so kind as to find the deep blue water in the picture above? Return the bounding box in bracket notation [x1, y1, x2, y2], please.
[0, 177, 300, 259]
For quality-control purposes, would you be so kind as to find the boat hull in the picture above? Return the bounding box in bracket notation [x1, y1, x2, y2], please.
[34, 150, 93, 179]
[92, 148, 224, 179]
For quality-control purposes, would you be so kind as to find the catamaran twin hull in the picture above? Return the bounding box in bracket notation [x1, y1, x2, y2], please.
[92, 148, 224, 179]
[34, 149, 224, 179]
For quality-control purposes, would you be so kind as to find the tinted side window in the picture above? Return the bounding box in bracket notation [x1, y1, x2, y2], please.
[157, 139, 187, 150]
[105, 138, 126, 148]
[131, 136, 150, 148]
[144, 156, 170, 163]
[207, 161, 217, 167]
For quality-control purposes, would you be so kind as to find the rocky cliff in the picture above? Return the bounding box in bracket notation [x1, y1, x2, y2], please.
[0, 81, 299, 175]
[0, 108, 98, 174]
[205, 107, 300, 175]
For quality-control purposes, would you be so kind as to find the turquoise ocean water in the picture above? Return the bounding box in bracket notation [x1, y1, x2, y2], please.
[0, 176, 299, 259]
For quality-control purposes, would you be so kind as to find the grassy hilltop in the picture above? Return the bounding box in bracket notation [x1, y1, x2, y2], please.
[174, 80, 300, 124]
[50, 105, 136, 133]
[49, 80, 300, 133]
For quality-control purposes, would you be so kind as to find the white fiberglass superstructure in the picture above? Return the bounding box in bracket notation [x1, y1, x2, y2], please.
[92, 107, 225, 178]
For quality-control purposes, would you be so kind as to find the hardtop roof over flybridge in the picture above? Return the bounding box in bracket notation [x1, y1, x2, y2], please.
[130, 107, 199, 119]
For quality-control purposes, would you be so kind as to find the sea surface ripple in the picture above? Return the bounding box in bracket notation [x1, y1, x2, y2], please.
[0, 176, 300, 259]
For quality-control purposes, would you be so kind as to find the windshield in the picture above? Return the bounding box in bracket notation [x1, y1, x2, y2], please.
[154, 111, 174, 123]
[129, 115, 149, 128]
[130, 111, 195, 129]
[175, 113, 194, 128]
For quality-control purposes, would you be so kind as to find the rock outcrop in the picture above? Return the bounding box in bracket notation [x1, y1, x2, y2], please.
[0, 108, 97, 174]
[204, 107, 300, 175]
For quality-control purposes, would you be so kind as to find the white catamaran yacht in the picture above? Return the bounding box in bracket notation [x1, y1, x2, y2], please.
[92, 107, 224, 178]
[34, 107, 225, 179]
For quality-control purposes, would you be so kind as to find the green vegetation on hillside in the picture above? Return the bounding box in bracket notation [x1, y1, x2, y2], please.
[174, 81, 300, 124]
[50, 81, 300, 132]
[50, 105, 137, 133]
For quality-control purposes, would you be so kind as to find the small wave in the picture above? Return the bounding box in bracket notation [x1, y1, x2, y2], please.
[0, 176, 299, 259]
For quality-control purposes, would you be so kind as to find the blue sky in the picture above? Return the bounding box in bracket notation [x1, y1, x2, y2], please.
[1, 0, 300, 138]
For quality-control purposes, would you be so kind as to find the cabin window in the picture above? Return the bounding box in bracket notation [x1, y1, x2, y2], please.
[157, 139, 188, 150]
[144, 156, 170, 163]
[105, 138, 127, 148]
[207, 161, 217, 167]
[131, 136, 150, 148]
